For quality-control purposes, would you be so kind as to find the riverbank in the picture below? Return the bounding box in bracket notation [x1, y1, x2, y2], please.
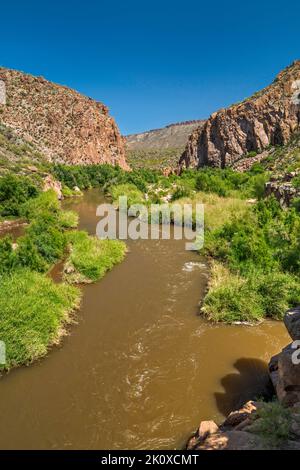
[186, 307, 300, 450]
[0, 176, 127, 371]
[0, 218, 27, 233]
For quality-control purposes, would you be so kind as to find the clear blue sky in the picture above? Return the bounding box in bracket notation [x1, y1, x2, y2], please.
[1, 0, 299, 135]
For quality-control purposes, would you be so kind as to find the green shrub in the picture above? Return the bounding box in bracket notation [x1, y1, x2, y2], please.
[23, 214, 66, 265]
[16, 236, 48, 272]
[20, 190, 59, 221]
[171, 185, 192, 201]
[0, 174, 39, 217]
[249, 401, 291, 449]
[52, 164, 124, 190]
[256, 271, 300, 320]
[292, 175, 300, 189]
[0, 236, 16, 274]
[292, 197, 300, 212]
[250, 173, 268, 199]
[246, 150, 258, 158]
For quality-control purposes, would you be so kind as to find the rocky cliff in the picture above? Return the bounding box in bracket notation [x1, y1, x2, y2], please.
[0, 67, 128, 169]
[179, 61, 300, 170]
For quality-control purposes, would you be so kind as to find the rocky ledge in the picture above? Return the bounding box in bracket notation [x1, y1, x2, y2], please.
[187, 307, 300, 450]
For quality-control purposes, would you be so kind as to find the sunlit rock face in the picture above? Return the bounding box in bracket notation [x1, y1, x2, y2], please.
[179, 60, 300, 170]
[0, 67, 129, 170]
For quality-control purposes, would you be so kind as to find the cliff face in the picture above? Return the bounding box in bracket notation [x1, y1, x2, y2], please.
[0, 67, 128, 169]
[179, 61, 300, 170]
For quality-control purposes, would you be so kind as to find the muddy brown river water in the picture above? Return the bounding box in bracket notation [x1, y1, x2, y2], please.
[0, 189, 289, 449]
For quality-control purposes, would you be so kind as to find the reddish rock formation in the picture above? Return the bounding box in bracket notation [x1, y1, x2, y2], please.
[43, 174, 62, 200]
[179, 61, 300, 170]
[0, 67, 129, 169]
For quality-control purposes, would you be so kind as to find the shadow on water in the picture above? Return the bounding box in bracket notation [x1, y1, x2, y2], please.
[215, 357, 274, 416]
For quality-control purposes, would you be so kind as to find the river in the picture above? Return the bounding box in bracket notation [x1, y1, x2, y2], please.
[0, 189, 289, 449]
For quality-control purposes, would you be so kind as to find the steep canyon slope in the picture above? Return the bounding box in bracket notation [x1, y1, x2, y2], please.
[126, 120, 205, 170]
[0, 67, 128, 169]
[179, 61, 300, 170]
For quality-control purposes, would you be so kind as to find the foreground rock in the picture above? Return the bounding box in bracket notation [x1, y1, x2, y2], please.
[179, 60, 300, 170]
[269, 306, 300, 407]
[187, 399, 300, 450]
[0, 67, 128, 169]
[284, 306, 300, 340]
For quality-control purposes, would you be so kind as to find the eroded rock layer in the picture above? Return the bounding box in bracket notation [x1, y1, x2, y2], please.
[0, 67, 128, 169]
[179, 61, 300, 170]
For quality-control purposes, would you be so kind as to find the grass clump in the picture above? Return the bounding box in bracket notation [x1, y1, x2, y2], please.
[0, 269, 81, 370]
[64, 231, 126, 283]
[202, 262, 264, 323]
[110, 183, 145, 209]
[58, 210, 79, 229]
[248, 401, 291, 449]
[202, 262, 300, 323]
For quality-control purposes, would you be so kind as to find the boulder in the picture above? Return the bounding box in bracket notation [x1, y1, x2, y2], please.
[186, 420, 218, 449]
[196, 430, 267, 450]
[222, 401, 260, 428]
[269, 343, 300, 406]
[198, 420, 219, 440]
[284, 306, 300, 340]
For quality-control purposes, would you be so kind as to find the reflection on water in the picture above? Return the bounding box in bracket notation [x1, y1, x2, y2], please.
[0, 189, 290, 449]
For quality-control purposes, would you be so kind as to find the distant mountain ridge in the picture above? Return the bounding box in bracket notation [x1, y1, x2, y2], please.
[126, 120, 205, 150]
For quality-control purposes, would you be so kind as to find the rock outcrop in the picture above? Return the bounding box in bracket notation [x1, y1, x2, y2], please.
[43, 174, 62, 200]
[179, 61, 300, 170]
[265, 174, 300, 207]
[187, 305, 300, 450]
[269, 307, 300, 407]
[0, 67, 128, 169]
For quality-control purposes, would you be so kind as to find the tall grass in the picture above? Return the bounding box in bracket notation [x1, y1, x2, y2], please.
[0, 269, 81, 370]
[64, 231, 126, 283]
[202, 261, 300, 323]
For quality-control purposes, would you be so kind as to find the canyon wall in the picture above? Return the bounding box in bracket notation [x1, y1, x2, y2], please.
[179, 61, 300, 170]
[0, 67, 128, 169]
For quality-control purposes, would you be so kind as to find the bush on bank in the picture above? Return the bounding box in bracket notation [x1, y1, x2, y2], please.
[0, 173, 40, 218]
